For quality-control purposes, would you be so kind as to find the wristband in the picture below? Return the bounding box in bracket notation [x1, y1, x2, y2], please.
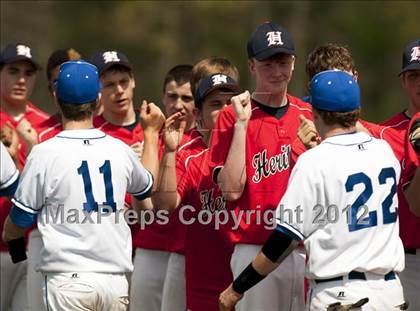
[232, 263, 265, 294]
[7, 237, 27, 263]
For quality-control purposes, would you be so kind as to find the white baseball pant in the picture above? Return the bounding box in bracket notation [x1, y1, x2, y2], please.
[161, 252, 186, 311]
[129, 248, 170, 311]
[308, 272, 406, 310]
[27, 229, 46, 311]
[0, 251, 29, 311]
[231, 243, 305, 311]
[43, 272, 129, 311]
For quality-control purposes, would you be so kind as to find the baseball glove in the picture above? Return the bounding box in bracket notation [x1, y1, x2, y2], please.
[409, 117, 420, 155]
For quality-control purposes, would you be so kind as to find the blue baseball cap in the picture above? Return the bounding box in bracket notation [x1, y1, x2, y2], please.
[194, 73, 241, 108]
[310, 70, 360, 112]
[55, 60, 100, 104]
[247, 22, 295, 60]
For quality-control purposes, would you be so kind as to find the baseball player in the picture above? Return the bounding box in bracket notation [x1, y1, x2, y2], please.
[299, 41, 420, 309]
[153, 58, 241, 311]
[129, 64, 197, 311]
[1, 142, 26, 311]
[2, 60, 163, 311]
[1, 43, 50, 311]
[209, 22, 312, 311]
[24, 47, 83, 311]
[219, 70, 406, 311]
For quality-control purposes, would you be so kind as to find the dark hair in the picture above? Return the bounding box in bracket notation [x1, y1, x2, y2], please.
[46, 48, 81, 81]
[315, 108, 360, 128]
[190, 57, 239, 96]
[163, 64, 193, 92]
[57, 99, 96, 121]
[306, 44, 356, 80]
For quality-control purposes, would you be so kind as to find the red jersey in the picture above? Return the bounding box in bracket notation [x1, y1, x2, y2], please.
[362, 111, 420, 250]
[360, 112, 410, 162]
[209, 96, 313, 245]
[0, 102, 49, 251]
[166, 129, 205, 253]
[178, 149, 234, 311]
[38, 114, 62, 142]
[400, 113, 420, 249]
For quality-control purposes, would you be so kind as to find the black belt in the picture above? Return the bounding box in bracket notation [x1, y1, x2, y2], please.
[405, 248, 417, 254]
[315, 271, 396, 284]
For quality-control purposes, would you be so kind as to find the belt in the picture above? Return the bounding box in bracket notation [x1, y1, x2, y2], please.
[315, 271, 396, 284]
[405, 248, 417, 255]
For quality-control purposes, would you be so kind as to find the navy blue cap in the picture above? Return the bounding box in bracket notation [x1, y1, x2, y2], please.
[310, 70, 360, 112]
[247, 22, 295, 60]
[90, 50, 132, 75]
[55, 60, 100, 104]
[194, 73, 241, 107]
[0, 43, 39, 69]
[399, 39, 420, 76]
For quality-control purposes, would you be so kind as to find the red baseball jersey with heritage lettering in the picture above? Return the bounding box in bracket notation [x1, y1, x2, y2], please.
[178, 149, 234, 311]
[0, 102, 50, 251]
[209, 95, 312, 245]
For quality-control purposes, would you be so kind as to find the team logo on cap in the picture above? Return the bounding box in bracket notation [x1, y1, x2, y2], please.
[16, 45, 32, 58]
[266, 31, 283, 46]
[212, 74, 228, 86]
[410, 46, 420, 62]
[102, 51, 120, 63]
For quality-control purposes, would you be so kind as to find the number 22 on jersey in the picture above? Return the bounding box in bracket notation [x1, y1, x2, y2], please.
[345, 167, 397, 232]
[78, 160, 117, 212]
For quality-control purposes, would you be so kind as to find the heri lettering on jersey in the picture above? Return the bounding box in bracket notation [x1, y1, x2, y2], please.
[252, 145, 291, 183]
[266, 31, 283, 46]
[411, 46, 420, 62]
[200, 188, 226, 213]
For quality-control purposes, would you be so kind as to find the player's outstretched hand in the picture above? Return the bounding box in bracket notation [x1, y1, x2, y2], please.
[298, 114, 320, 149]
[140, 100, 165, 135]
[163, 112, 186, 152]
[16, 118, 39, 155]
[219, 284, 243, 311]
[232, 91, 252, 123]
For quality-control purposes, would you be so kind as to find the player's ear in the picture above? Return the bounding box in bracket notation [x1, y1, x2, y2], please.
[291, 56, 295, 71]
[352, 69, 359, 82]
[97, 93, 102, 103]
[248, 58, 256, 74]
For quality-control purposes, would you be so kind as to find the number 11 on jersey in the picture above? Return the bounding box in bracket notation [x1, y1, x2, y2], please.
[78, 160, 117, 212]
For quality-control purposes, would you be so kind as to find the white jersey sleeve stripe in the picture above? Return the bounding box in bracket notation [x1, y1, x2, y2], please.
[11, 198, 39, 214]
[275, 222, 305, 241]
[0, 169, 19, 190]
[130, 170, 153, 198]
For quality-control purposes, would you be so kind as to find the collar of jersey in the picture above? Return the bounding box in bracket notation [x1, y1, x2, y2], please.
[56, 128, 106, 139]
[321, 131, 372, 146]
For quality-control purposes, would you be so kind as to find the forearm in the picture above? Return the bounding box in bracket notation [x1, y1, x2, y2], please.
[141, 131, 160, 191]
[152, 150, 180, 212]
[405, 165, 420, 216]
[2, 215, 26, 243]
[218, 120, 247, 201]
